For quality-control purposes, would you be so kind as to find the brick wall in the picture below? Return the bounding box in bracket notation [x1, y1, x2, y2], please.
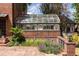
[23, 31, 60, 38]
[0, 3, 13, 36]
[0, 3, 26, 36]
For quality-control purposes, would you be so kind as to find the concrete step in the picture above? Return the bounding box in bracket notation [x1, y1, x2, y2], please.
[0, 44, 7, 46]
[58, 51, 67, 56]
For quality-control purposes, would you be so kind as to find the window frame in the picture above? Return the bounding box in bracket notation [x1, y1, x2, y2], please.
[16, 23, 60, 31]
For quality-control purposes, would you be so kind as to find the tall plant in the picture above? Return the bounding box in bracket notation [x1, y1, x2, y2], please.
[8, 27, 25, 46]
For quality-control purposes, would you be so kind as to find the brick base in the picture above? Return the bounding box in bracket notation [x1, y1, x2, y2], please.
[66, 42, 76, 56]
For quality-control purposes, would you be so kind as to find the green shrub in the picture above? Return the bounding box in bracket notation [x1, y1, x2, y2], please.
[7, 40, 15, 47]
[72, 33, 79, 43]
[69, 32, 79, 46]
[8, 27, 25, 46]
[44, 40, 52, 46]
[21, 39, 45, 46]
[69, 36, 73, 42]
[25, 39, 34, 46]
[33, 39, 45, 46]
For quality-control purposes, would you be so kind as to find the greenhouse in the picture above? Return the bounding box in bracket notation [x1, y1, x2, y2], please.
[15, 14, 60, 31]
[15, 14, 61, 39]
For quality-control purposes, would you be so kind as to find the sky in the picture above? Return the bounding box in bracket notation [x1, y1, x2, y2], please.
[27, 3, 43, 14]
[27, 3, 75, 20]
[64, 3, 76, 20]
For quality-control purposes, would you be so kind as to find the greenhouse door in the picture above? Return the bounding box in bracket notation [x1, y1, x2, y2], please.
[0, 18, 6, 36]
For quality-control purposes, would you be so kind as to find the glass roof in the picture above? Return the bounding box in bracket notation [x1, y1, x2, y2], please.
[16, 14, 60, 23]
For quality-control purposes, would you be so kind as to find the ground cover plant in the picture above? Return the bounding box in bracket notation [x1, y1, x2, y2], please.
[21, 38, 62, 54]
[38, 40, 62, 54]
[21, 38, 45, 46]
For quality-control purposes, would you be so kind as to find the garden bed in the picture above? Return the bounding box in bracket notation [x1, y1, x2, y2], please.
[0, 27, 64, 56]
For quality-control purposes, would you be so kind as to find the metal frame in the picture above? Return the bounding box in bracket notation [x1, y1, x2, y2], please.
[15, 23, 60, 31]
[15, 22, 60, 40]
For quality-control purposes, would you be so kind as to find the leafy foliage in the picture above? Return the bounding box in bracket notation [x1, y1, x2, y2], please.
[8, 27, 25, 46]
[8, 35, 62, 54]
[68, 32, 79, 47]
[21, 39, 45, 46]
[72, 3, 79, 23]
[41, 3, 63, 15]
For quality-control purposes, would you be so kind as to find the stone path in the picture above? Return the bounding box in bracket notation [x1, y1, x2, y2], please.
[0, 46, 55, 56]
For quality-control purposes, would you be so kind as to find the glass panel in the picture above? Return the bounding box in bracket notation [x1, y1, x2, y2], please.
[16, 14, 60, 23]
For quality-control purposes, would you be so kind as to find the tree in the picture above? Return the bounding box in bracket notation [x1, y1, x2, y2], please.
[41, 3, 69, 32]
[72, 3, 79, 23]
[41, 3, 63, 15]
